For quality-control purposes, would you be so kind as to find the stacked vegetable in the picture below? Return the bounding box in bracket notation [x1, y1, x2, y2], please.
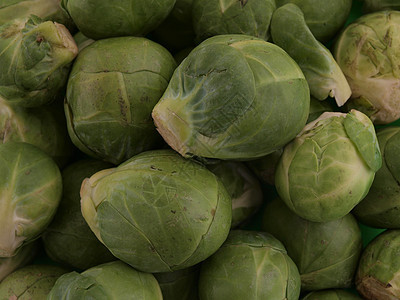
[0, 0, 400, 299]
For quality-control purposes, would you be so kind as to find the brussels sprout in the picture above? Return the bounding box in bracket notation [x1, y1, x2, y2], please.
[152, 34, 310, 161]
[207, 161, 263, 228]
[81, 150, 232, 273]
[0, 16, 78, 107]
[42, 159, 116, 270]
[65, 37, 176, 165]
[363, 0, 400, 12]
[0, 142, 62, 257]
[356, 229, 400, 299]
[353, 127, 400, 228]
[271, 4, 351, 107]
[73, 31, 94, 52]
[303, 289, 362, 299]
[334, 11, 400, 124]
[275, 110, 381, 222]
[198, 230, 301, 300]
[0, 98, 74, 168]
[308, 96, 335, 123]
[262, 198, 362, 291]
[0, 0, 75, 31]
[276, 0, 352, 42]
[61, 0, 176, 40]
[0, 242, 38, 282]
[154, 265, 200, 300]
[48, 261, 162, 299]
[152, 0, 196, 52]
[0, 264, 68, 299]
[192, 0, 276, 42]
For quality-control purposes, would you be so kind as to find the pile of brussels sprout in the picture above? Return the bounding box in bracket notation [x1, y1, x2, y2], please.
[1, 0, 400, 299]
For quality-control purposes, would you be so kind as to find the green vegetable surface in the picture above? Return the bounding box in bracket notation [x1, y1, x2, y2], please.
[0, 142, 62, 257]
[81, 150, 232, 273]
[0, 16, 77, 107]
[48, 261, 163, 299]
[275, 110, 381, 222]
[153, 34, 310, 161]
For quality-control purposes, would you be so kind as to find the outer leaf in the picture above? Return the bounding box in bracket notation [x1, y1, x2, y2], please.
[271, 3, 351, 106]
[343, 109, 382, 172]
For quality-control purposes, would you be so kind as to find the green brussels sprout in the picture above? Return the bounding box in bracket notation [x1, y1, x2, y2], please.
[356, 229, 400, 299]
[275, 110, 381, 222]
[198, 230, 301, 300]
[0, 0, 75, 31]
[154, 265, 200, 300]
[192, 0, 276, 42]
[42, 159, 116, 270]
[48, 261, 162, 299]
[271, 4, 351, 107]
[353, 126, 400, 228]
[302, 289, 362, 299]
[0, 16, 78, 107]
[0, 142, 62, 257]
[61, 0, 176, 40]
[73, 31, 94, 52]
[0, 264, 68, 299]
[276, 0, 352, 42]
[262, 198, 362, 291]
[152, 34, 310, 161]
[363, 0, 400, 12]
[308, 96, 335, 123]
[334, 11, 400, 124]
[0, 98, 74, 168]
[152, 0, 196, 52]
[65, 37, 177, 165]
[81, 150, 232, 273]
[0, 241, 38, 282]
[207, 161, 263, 228]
